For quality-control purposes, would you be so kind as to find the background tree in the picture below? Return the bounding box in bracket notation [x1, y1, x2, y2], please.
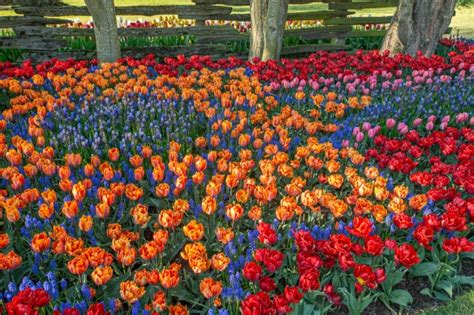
[249, 0, 289, 61]
[85, 0, 121, 63]
[380, 0, 457, 56]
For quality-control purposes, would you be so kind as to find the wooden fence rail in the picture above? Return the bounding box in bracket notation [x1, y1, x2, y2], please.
[0, 0, 399, 61]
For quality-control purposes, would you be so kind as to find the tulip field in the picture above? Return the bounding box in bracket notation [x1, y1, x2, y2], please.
[0, 37, 473, 314]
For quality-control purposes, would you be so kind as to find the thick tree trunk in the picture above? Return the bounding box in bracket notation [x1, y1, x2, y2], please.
[250, 0, 289, 61]
[85, 0, 121, 63]
[380, 0, 456, 57]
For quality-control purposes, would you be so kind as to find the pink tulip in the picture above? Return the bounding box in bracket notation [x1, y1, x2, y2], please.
[382, 81, 391, 89]
[356, 132, 364, 142]
[386, 119, 396, 129]
[440, 122, 448, 130]
[362, 122, 371, 131]
[342, 140, 350, 147]
[413, 118, 422, 127]
[399, 125, 409, 135]
[368, 128, 376, 138]
[456, 113, 468, 123]
[352, 127, 361, 136]
[426, 121, 434, 131]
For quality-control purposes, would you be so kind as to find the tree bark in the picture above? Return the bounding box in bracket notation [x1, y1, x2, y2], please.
[380, 0, 456, 57]
[250, 0, 289, 61]
[85, 0, 121, 63]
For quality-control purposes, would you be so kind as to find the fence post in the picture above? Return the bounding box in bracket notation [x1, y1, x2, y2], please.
[330, 0, 351, 45]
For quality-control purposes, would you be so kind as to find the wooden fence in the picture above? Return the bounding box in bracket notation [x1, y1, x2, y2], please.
[0, 0, 399, 61]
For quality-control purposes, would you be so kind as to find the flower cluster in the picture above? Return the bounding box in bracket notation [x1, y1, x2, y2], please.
[0, 40, 473, 315]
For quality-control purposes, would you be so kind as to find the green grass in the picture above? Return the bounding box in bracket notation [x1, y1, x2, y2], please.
[419, 290, 474, 315]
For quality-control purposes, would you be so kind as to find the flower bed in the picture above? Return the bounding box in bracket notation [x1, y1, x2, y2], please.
[0, 41, 473, 315]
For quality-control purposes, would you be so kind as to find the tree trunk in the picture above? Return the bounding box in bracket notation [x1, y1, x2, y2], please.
[380, 0, 456, 57]
[250, 0, 289, 61]
[85, 0, 121, 63]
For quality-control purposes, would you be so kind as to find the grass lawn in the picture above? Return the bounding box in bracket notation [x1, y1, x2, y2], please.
[419, 290, 474, 315]
[0, 1, 472, 37]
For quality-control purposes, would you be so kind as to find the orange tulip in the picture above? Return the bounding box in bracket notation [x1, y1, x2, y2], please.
[155, 183, 170, 197]
[134, 269, 149, 286]
[125, 184, 143, 201]
[38, 203, 54, 220]
[409, 194, 428, 211]
[139, 241, 160, 260]
[131, 204, 150, 226]
[168, 304, 189, 315]
[200, 278, 222, 299]
[78, 215, 93, 232]
[225, 203, 244, 221]
[201, 196, 217, 215]
[91, 265, 113, 286]
[183, 220, 205, 241]
[0, 233, 9, 249]
[152, 290, 167, 311]
[67, 255, 89, 275]
[108, 148, 120, 161]
[64, 237, 84, 256]
[95, 202, 110, 219]
[31, 232, 50, 253]
[120, 281, 145, 304]
[107, 223, 122, 239]
[62, 200, 78, 219]
[159, 267, 180, 289]
[117, 247, 137, 266]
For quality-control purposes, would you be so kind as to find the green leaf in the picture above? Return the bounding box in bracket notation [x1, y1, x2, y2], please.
[420, 288, 432, 296]
[304, 303, 315, 314]
[454, 275, 474, 286]
[433, 290, 451, 301]
[461, 252, 474, 260]
[389, 289, 413, 307]
[437, 280, 453, 298]
[411, 262, 439, 277]
[391, 269, 406, 286]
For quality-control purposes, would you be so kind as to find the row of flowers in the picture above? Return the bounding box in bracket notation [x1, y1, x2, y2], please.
[0, 41, 473, 314]
[59, 16, 386, 34]
[0, 38, 471, 79]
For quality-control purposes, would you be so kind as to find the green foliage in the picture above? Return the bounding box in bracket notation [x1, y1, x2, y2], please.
[457, 0, 473, 8]
[420, 290, 474, 315]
